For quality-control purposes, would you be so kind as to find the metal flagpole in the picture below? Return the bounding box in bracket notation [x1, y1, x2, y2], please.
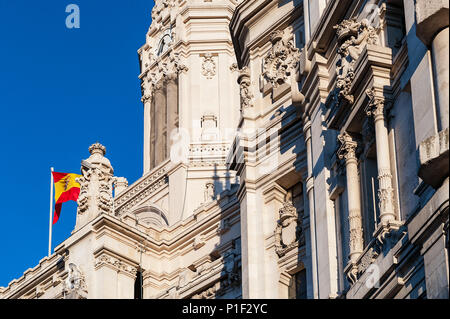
[48, 167, 54, 257]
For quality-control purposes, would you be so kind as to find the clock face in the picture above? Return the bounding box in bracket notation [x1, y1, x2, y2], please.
[156, 32, 172, 57]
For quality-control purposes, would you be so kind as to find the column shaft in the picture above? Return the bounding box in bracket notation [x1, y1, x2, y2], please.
[373, 108, 396, 224]
[166, 75, 178, 158]
[431, 27, 449, 131]
[338, 133, 364, 264]
[154, 83, 167, 166]
[304, 120, 319, 299]
[143, 99, 152, 174]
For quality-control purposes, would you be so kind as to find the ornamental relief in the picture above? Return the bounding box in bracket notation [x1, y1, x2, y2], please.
[263, 27, 301, 88]
[140, 51, 188, 103]
[114, 167, 168, 216]
[76, 143, 114, 221]
[237, 67, 254, 109]
[201, 54, 216, 79]
[333, 18, 379, 104]
[94, 254, 138, 277]
[275, 200, 304, 257]
[62, 263, 88, 299]
[151, 0, 175, 26]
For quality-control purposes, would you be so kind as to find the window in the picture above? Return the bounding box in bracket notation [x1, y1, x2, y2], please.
[134, 268, 143, 299]
[288, 269, 307, 299]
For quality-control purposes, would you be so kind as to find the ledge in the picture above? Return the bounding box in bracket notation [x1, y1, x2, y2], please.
[418, 128, 449, 189]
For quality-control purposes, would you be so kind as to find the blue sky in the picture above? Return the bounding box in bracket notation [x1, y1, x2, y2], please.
[0, 0, 154, 287]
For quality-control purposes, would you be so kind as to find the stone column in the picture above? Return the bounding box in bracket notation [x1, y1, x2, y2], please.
[166, 73, 178, 158]
[142, 93, 152, 174]
[303, 118, 318, 299]
[415, 0, 449, 131]
[365, 90, 396, 225]
[431, 27, 449, 131]
[113, 177, 128, 196]
[337, 133, 364, 267]
[154, 81, 167, 166]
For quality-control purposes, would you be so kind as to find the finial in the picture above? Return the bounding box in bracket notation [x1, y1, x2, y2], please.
[89, 142, 106, 156]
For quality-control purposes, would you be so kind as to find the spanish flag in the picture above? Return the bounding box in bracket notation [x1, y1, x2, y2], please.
[52, 172, 81, 224]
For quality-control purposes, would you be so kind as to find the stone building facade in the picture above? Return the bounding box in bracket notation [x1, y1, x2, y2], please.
[1, 0, 448, 299]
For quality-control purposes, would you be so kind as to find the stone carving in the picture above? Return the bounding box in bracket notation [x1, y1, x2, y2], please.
[114, 167, 168, 216]
[75, 143, 114, 229]
[275, 199, 304, 257]
[237, 67, 254, 109]
[263, 27, 301, 88]
[418, 127, 449, 188]
[204, 182, 215, 202]
[357, 247, 379, 275]
[365, 88, 387, 119]
[333, 18, 379, 104]
[221, 243, 241, 289]
[337, 132, 358, 160]
[191, 282, 220, 299]
[151, 0, 175, 26]
[113, 177, 128, 196]
[62, 263, 87, 299]
[94, 254, 138, 277]
[201, 53, 216, 79]
[140, 51, 188, 104]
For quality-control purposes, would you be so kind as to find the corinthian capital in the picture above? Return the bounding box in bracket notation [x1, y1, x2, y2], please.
[337, 132, 358, 161]
[365, 88, 389, 119]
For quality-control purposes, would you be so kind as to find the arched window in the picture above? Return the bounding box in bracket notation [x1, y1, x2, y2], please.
[132, 205, 169, 227]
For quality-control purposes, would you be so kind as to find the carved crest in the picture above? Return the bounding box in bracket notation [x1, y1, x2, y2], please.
[263, 27, 301, 88]
[275, 201, 304, 257]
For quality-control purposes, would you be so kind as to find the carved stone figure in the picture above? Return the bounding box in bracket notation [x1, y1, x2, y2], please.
[333, 18, 379, 104]
[204, 182, 215, 202]
[62, 263, 87, 299]
[237, 67, 254, 110]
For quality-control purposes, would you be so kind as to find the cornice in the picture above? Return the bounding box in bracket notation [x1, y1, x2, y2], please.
[306, 0, 354, 59]
[230, 0, 301, 68]
[0, 253, 64, 298]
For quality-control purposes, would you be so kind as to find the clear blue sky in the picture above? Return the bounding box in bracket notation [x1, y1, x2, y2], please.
[0, 0, 154, 287]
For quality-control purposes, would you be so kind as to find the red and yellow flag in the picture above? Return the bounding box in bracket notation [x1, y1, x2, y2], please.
[52, 172, 81, 224]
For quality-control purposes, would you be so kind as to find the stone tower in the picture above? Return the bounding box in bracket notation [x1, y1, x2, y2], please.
[137, 0, 241, 223]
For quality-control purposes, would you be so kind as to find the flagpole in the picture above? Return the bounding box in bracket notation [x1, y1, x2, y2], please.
[48, 167, 54, 257]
